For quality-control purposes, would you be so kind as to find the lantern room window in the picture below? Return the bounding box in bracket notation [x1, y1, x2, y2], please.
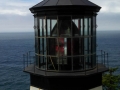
[34, 15, 96, 71]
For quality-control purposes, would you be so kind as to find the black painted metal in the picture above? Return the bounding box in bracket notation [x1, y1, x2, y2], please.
[23, 50, 109, 73]
[30, 0, 101, 15]
[30, 0, 100, 9]
[23, 0, 109, 89]
[30, 73, 102, 90]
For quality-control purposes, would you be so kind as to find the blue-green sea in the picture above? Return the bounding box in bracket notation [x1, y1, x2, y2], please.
[0, 31, 120, 90]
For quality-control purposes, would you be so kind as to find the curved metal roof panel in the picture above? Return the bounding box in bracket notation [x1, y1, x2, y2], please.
[32, 0, 49, 7]
[31, 0, 100, 8]
[57, 0, 72, 5]
[43, 0, 58, 6]
[70, 0, 86, 5]
[82, 0, 97, 6]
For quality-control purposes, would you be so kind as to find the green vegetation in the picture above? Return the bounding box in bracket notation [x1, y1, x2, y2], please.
[102, 67, 120, 90]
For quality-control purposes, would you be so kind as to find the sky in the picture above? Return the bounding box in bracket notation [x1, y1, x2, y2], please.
[0, 0, 120, 32]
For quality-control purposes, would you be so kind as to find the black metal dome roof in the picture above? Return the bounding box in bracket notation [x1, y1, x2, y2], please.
[32, 0, 100, 7]
[30, 0, 101, 15]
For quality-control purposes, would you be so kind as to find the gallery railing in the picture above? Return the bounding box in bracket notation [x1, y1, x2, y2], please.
[23, 50, 109, 73]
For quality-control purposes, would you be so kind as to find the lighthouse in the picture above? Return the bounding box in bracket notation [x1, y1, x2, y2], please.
[24, 0, 109, 90]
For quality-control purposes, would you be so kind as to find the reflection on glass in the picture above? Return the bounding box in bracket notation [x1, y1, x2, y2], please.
[47, 57, 58, 70]
[35, 16, 97, 71]
[89, 18, 91, 35]
[48, 16, 80, 70]
[40, 38, 43, 54]
[34, 17, 38, 36]
[39, 18, 42, 36]
[84, 18, 88, 36]
[35, 38, 38, 53]
[44, 19, 46, 36]
[51, 19, 57, 36]
[84, 38, 88, 55]
[81, 19, 83, 36]
[93, 16, 96, 36]
[36, 55, 39, 67]
[72, 19, 80, 36]
[47, 19, 50, 36]
[89, 37, 91, 53]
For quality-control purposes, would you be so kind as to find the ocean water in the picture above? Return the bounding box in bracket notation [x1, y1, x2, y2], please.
[0, 31, 120, 90]
[0, 32, 34, 90]
[97, 31, 120, 70]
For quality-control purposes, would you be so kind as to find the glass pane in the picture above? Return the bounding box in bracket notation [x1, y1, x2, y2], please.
[81, 18, 83, 36]
[43, 18, 46, 36]
[34, 17, 38, 36]
[73, 56, 83, 70]
[84, 18, 88, 36]
[89, 55, 92, 68]
[65, 57, 72, 70]
[58, 56, 72, 71]
[85, 56, 89, 69]
[56, 38, 72, 56]
[39, 18, 42, 36]
[46, 16, 57, 37]
[93, 54, 96, 67]
[35, 38, 38, 53]
[47, 57, 58, 70]
[52, 20, 57, 30]
[89, 18, 91, 35]
[94, 36, 96, 53]
[91, 54, 96, 68]
[72, 19, 80, 36]
[51, 18, 57, 37]
[47, 19, 50, 36]
[85, 55, 92, 69]
[47, 38, 56, 55]
[56, 38, 67, 56]
[89, 37, 91, 53]
[39, 56, 46, 70]
[58, 16, 71, 36]
[92, 36, 96, 54]
[92, 37, 94, 54]
[80, 56, 84, 70]
[47, 57, 73, 71]
[59, 56, 67, 65]
[91, 54, 94, 67]
[80, 37, 84, 55]
[84, 38, 88, 55]
[34, 17, 37, 26]
[38, 38, 40, 54]
[93, 16, 96, 36]
[39, 17, 46, 37]
[73, 38, 79, 55]
[48, 37, 77, 57]
[40, 38, 43, 54]
[44, 38, 46, 55]
[39, 56, 43, 68]
[36, 54, 39, 67]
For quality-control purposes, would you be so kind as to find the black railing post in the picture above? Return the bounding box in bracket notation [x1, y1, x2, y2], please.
[104, 51, 105, 66]
[27, 52, 28, 67]
[96, 55, 98, 72]
[107, 53, 109, 68]
[85, 57, 86, 75]
[34, 54, 35, 73]
[101, 50, 103, 64]
[23, 54, 25, 70]
[97, 50, 109, 68]
[29, 51, 31, 64]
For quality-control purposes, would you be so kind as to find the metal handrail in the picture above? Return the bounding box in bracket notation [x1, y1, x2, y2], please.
[23, 51, 35, 68]
[23, 50, 109, 72]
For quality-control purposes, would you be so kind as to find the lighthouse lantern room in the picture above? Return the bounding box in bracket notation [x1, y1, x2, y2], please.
[24, 0, 109, 90]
